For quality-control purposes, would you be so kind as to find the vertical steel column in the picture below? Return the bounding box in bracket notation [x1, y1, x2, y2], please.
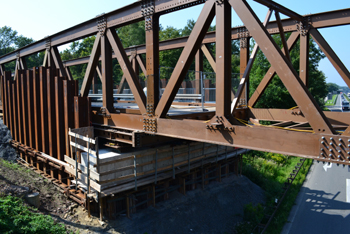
[64, 80, 75, 158]
[33, 68, 42, 152]
[16, 72, 23, 144]
[101, 35, 114, 114]
[6, 73, 13, 139]
[215, 0, 232, 117]
[20, 72, 28, 147]
[145, 13, 160, 115]
[55, 76, 65, 182]
[1, 71, 8, 126]
[4, 71, 13, 130]
[47, 68, 57, 160]
[27, 70, 35, 149]
[240, 36, 250, 104]
[40, 67, 49, 154]
[12, 80, 18, 143]
[195, 50, 203, 95]
[300, 32, 309, 87]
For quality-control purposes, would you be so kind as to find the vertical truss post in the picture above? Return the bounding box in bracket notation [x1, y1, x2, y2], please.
[101, 34, 114, 114]
[299, 31, 309, 87]
[239, 29, 250, 105]
[0, 64, 4, 76]
[144, 1, 159, 116]
[215, 0, 232, 117]
[195, 49, 203, 95]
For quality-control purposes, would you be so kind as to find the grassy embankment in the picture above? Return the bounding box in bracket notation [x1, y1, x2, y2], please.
[325, 94, 337, 106]
[236, 151, 312, 234]
[0, 159, 70, 234]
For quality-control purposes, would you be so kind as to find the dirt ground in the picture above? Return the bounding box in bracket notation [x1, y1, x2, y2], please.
[0, 160, 265, 234]
[0, 120, 265, 234]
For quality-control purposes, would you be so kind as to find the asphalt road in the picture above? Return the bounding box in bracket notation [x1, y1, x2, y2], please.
[336, 94, 343, 106]
[282, 161, 350, 233]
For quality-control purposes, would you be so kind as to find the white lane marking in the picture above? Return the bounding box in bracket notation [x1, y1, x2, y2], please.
[323, 163, 332, 172]
[347, 179, 350, 203]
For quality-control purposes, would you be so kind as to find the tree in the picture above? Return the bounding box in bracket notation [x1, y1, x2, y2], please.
[0, 26, 17, 56]
[0, 26, 36, 71]
[327, 82, 339, 93]
[249, 33, 328, 109]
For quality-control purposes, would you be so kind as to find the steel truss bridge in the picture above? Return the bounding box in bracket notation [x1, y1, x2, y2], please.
[0, 0, 350, 216]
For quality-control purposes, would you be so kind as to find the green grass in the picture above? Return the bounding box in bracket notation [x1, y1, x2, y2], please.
[325, 94, 337, 106]
[0, 195, 68, 234]
[235, 151, 312, 234]
[343, 94, 350, 102]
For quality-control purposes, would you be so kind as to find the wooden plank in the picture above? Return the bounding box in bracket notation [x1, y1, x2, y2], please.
[64, 155, 100, 181]
[70, 142, 97, 157]
[68, 131, 95, 144]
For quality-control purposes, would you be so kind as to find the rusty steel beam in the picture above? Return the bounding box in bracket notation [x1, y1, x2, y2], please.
[145, 14, 160, 115]
[0, 0, 206, 65]
[90, 112, 347, 164]
[33, 68, 42, 152]
[195, 49, 203, 94]
[230, 0, 335, 134]
[51, 47, 69, 79]
[101, 35, 114, 113]
[26, 70, 35, 149]
[80, 34, 101, 97]
[248, 31, 300, 107]
[116, 55, 135, 95]
[201, 44, 215, 72]
[215, 0, 232, 117]
[155, 0, 216, 118]
[275, 11, 291, 62]
[60, 8, 350, 69]
[231, 9, 273, 112]
[106, 29, 147, 114]
[253, 0, 302, 21]
[136, 54, 147, 75]
[299, 32, 310, 87]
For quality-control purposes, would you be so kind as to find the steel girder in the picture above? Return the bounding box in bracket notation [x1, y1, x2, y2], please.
[1, 0, 350, 165]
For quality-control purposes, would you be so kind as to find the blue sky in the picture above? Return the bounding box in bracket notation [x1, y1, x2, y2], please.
[0, 0, 349, 86]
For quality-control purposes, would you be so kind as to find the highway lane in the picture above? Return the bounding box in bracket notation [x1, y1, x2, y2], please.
[282, 161, 350, 233]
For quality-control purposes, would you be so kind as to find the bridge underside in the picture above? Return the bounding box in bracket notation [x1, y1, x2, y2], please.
[1, 0, 350, 213]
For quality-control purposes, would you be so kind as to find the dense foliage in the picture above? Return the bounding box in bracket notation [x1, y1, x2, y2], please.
[249, 33, 328, 108]
[0, 195, 67, 234]
[236, 151, 312, 234]
[0, 26, 43, 71]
